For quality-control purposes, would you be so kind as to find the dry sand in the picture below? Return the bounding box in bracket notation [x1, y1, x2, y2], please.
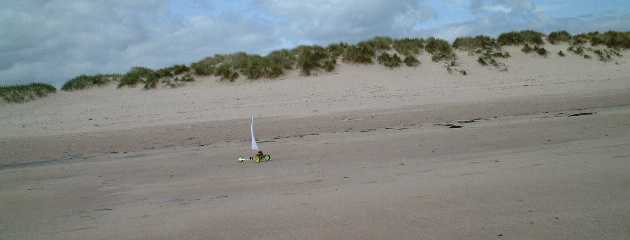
[1, 45, 630, 239]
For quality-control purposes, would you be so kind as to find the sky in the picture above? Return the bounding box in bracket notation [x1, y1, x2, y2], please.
[2, 0, 630, 87]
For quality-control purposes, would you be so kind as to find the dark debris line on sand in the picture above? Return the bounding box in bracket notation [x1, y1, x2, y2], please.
[434, 117, 485, 129]
[568, 112, 595, 117]
[434, 123, 464, 129]
[456, 118, 483, 124]
[0, 157, 77, 171]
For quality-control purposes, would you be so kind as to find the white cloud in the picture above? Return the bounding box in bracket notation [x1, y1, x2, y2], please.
[471, 0, 535, 14]
[259, 0, 434, 43]
[423, 0, 544, 39]
[0, 0, 277, 87]
[481, 5, 512, 14]
[426, 1, 630, 41]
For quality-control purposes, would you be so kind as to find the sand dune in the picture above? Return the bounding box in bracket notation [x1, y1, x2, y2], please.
[1, 45, 629, 138]
[1, 45, 630, 239]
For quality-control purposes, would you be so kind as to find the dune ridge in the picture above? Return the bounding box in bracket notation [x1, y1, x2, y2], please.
[1, 43, 628, 139]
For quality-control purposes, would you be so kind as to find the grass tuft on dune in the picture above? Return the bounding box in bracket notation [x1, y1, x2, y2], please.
[548, 31, 572, 44]
[62, 74, 122, 91]
[498, 30, 545, 46]
[574, 31, 630, 49]
[425, 37, 455, 62]
[454, 35, 509, 70]
[0, 83, 56, 103]
[377, 53, 402, 68]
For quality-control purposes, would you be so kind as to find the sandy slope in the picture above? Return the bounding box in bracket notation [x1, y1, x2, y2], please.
[1, 44, 630, 239]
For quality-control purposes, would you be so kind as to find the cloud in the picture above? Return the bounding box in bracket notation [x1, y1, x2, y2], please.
[471, 0, 536, 14]
[0, 0, 277, 87]
[471, 0, 542, 30]
[414, 0, 540, 39]
[2, 1, 161, 86]
[258, 0, 435, 44]
[427, 0, 630, 40]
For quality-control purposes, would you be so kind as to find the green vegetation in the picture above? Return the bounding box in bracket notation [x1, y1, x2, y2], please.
[596, 31, 630, 48]
[267, 49, 296, 70]
[521, 44, 534, 54]
[445, 60, 467, 75]
[214, 63, 239, 81]
[117, 65, 196, 89]
[163, 74, 195, 88]
[191, 52, 285, 80]
[592, 48, 622, 62]
[573, 31, 630, 48]
[377, 53, 402, 68]
[61, 74, 121, 91]
[238, 55, 283, 79]
[118, 67, 159, 89]
[153, 64, 192, 88]
[425, 37, 455, 62]
[567, 44, 624, 62]
[558, 50, 565, 57]
[548, 31, 572, 44]
[498, 30, 545, 45]
[361, 36, 393, 51]
[403, 55, 420, 67]
[342, 43, 376, 64]
[0, 83, 56, 103]
[156, 65, 189, 78]
[212, 53, 249, 81]
[323, 58, 336, 72]
[572, 33, 590, 45]
[295, 45, 335, 75]
[593, 49, 609, 61]
[477, 57, 490, 66]
[477, 53, 505, 67]
[191, 56, 223, 76]
[521, 44, 548, 56]
[567, 45, 585, 55]
[453, 35, 509, 69]
[453, 35, 498, 50]
[476, 50, 509, 69]
[393, 38, 424, 57]
[326, 42, 349, 59]
[535, 46, 548, 56]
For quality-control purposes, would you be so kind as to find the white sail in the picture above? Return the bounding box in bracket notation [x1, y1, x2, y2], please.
[250, 114, 260, 151]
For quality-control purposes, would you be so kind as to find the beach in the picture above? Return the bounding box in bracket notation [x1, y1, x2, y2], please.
[2, 46, 630, 239]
